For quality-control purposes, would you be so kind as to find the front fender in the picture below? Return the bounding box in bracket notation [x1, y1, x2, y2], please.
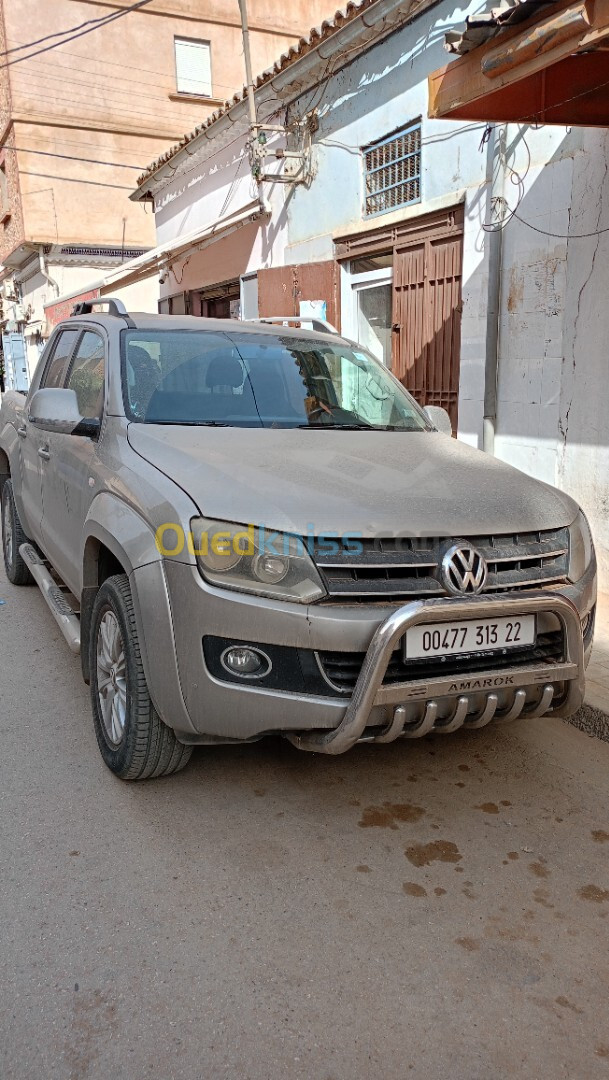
[83, 492, 162, 583]
[81, 494, 196, 733]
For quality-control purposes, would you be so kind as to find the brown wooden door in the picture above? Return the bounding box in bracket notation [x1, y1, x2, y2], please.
[392, 210, 463, 430]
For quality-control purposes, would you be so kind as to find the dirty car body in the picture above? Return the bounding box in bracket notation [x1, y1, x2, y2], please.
[0, 303, 596, 776]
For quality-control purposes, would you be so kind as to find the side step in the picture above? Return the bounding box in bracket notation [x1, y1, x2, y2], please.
[20, 543, 81, 654]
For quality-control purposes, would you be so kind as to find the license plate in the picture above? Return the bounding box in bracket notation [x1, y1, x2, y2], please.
[404, 614, 536, 660]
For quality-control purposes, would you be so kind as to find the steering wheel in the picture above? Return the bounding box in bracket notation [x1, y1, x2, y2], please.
[308, 403, 341, 420]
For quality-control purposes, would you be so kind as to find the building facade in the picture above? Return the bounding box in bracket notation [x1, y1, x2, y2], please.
[0, 0, 334, 380]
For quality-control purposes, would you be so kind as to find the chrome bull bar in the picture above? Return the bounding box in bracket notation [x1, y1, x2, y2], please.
[287, 591, 584, 755]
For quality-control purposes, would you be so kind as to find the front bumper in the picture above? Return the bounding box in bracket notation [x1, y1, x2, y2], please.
[287, 590, 585, 754]
[141, 556, 596, 749]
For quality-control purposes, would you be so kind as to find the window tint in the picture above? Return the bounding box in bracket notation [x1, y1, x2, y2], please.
[66, 331, 105, 418]
[41, 329, 79, 389]
[121, 329, 429, 431]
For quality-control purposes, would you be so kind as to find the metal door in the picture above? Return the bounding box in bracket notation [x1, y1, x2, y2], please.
[2, 332, 29, 392]
[392, 214, 463, 430]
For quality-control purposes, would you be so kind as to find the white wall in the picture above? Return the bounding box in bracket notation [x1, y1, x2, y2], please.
[100, 276, 159, 313]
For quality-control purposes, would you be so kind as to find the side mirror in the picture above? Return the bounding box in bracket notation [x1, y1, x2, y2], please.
[424, 405, 453, 437]
[28, 388, 100, 438]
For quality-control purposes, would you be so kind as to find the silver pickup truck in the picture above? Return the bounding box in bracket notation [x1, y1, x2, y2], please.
[0, 299, 596, 779]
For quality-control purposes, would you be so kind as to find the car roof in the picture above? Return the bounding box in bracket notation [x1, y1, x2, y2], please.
[65, 311, 354, 347]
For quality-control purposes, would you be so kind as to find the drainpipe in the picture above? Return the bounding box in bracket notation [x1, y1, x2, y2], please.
[38, 245, 60, 300]
[482, 126, 506, 455]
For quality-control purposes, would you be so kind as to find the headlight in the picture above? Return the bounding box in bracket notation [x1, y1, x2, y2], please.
[568, 510, 594, 582]
[190, 518, 326, 603]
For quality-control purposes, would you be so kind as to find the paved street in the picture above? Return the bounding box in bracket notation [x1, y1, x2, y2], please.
[2, 561, 609, 1080]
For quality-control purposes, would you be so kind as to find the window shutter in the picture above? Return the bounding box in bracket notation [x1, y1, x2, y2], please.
[175, 37, 211, 97]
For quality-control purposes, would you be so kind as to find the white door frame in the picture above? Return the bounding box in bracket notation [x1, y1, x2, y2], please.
[340, 263, 393, 360]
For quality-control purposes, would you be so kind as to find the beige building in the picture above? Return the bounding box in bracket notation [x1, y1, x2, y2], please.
[0, 0, 334, 382]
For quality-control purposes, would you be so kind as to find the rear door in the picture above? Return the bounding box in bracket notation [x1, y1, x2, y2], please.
[18, 328, 79, 547]
[40, 328, 106, 594]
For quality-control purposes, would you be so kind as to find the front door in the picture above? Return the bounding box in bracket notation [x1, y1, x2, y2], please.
[392, 209, 464, 431]
[18, 328, 80, 547]
[342, 256, 393, 367]
[41, 328, 106, 595]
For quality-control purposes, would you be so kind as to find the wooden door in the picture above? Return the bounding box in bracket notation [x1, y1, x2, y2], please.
[392, 210, 463, 429]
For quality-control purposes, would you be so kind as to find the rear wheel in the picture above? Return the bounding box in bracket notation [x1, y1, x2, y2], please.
[1, 480, 34, 585]
[89, 574, 192, 779]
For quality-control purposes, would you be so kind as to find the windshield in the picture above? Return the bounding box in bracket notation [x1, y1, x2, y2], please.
[121, 329, 430, 431]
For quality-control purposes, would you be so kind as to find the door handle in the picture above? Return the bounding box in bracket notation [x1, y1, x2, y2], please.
[38, 446, 51, 461]
[17, 425, 27, 439]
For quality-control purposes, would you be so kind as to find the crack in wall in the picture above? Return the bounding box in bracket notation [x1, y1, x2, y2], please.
[559, 143, 609, 452]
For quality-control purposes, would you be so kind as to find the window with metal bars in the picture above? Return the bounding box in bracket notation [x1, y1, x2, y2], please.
[363, 122, 421, 217]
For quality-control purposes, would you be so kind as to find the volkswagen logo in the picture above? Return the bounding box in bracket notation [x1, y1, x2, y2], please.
[441, 542, 488, 595]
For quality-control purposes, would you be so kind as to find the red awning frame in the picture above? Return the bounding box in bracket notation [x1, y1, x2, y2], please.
[428, 0, 609, 126]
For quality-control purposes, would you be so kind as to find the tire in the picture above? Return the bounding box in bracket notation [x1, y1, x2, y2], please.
[89, 574, 193, 780]
[1, 480, 34, 586]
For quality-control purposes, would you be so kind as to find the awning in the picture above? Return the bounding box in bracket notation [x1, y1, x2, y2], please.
[98, 200, 267, 292]
[428, 0, 609, 126]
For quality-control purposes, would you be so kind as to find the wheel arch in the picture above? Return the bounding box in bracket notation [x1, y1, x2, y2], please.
[0, 446, 9, 494]
[80, 494, 163, 683]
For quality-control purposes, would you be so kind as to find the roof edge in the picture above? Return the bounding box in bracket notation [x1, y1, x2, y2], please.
[133, 0, 427, 199]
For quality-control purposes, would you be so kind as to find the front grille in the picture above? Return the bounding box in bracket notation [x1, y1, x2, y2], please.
[318, 630, 564, 694]
[313, 529, 569, 602]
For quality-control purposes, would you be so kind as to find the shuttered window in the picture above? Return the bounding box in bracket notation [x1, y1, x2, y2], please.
[174, 37, 212, 97]
[363, 122, 421, 217]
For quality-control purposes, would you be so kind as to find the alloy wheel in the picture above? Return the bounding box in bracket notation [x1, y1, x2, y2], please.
[96, 610, 128, 746]
[2, 494, 13, 568]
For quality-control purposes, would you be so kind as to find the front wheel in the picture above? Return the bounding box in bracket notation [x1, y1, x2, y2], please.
[1, 480, 34, 586]
[89, 574, 192, 779]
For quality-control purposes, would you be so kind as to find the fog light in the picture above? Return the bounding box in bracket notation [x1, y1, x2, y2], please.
[253, 553, 289, 584]
[220, 646, 271, 679]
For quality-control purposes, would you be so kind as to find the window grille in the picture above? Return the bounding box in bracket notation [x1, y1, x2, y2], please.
[363, 122, 421, 217]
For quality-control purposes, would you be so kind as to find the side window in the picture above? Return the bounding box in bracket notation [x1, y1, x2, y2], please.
[41, 329, 80, 389]
[65, 331, 106, 419]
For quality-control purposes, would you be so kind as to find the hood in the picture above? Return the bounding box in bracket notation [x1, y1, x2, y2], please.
[127, 425, 579, 538]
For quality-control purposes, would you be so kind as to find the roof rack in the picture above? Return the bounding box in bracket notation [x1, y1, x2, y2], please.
[245, 316, 340, 336]
[71, 297, 136, 328]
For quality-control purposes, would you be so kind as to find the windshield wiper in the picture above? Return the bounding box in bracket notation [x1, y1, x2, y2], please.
[147, 420, 231, 427]
[297, 422, 375, 430]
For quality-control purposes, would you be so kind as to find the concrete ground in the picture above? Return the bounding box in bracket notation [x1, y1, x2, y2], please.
[2, 561, 609, 1080]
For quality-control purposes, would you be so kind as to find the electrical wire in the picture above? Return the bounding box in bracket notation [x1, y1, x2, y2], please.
[0, 0, 155, 57]
[9, 76, 205, 127]
[4, 146, 144, 169]
[19, 170, 134, 190]
[8, 47, 245, 97]
[520, 76, 609, 127]
[10, 69, 208, 116]
[1, 0, 157, 69]
[488, 202, 609, 240]
[5, 33, 252, 95]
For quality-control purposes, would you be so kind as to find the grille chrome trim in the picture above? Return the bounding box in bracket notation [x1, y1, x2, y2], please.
[314, 529, 569, 601]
